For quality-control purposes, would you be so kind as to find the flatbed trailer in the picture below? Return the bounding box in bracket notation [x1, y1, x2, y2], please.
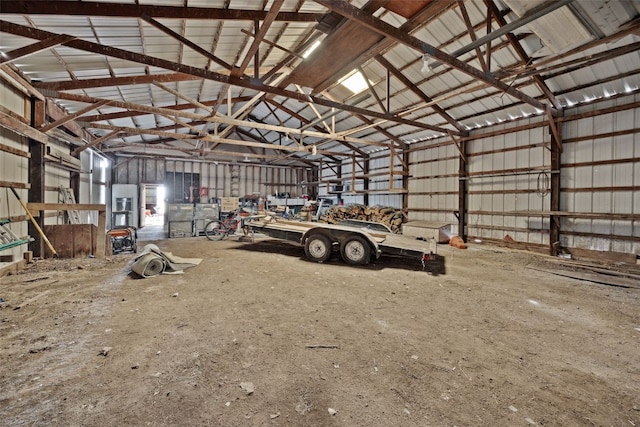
[246, 217, 445, 274]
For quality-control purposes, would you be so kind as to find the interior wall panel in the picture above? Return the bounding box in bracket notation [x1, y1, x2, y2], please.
[113, 158, 308, 203]
[0, 81, 29, 263]
[559, 93, 640, 255]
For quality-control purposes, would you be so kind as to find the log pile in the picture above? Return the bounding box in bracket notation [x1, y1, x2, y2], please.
[320, 204, 407, 233]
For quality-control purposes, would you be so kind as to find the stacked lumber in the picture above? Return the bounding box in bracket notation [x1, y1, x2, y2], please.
[320, 204, 406, 233]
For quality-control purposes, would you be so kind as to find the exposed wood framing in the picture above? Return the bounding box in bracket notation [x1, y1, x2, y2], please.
[0, 110, 50, 145]
[484, 0, 561, 110]
[33, 73, 204, 91]
[0, 34, 77, 65]
[447, 130, 467, 163]
[546, 105, 562, 153]
[0, 142, 30, 158]
[141, 14, 232, 71]
[44, 90, 402, 150]
[28, 97, 45, 257]
[375, 54, 465, 132]
[40, 99, 111, 133]
[457, 0, 488, 73]
[71, 129, 122, 156]
[0, 20, 456, 136]
[436, 0, 573, 68]
[0, 2, 324, 22]
[0, 64, 45, 101]
[315, 0, 555, 115]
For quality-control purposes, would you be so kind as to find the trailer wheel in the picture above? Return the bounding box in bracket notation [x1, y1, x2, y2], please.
[340, 235, 371, 265]
[304, 234, 332, 263]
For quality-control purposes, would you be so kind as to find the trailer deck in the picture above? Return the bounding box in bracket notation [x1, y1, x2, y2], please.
[246, 217, 445, 274]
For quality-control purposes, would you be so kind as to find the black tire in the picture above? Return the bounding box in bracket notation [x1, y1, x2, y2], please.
[204, 221, 224, 241]
[340, 235, 371, 265]
[304, 233, 332, 263]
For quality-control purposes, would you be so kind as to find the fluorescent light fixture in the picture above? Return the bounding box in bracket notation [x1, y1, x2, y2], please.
[302, 40, 321, 59]
[338, 70, 369, 94]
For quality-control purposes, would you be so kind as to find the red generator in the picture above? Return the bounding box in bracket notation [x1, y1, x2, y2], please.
[107, 226, 137, 254]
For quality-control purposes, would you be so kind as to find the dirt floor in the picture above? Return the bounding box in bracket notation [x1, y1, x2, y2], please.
[1, 232, 639, 426]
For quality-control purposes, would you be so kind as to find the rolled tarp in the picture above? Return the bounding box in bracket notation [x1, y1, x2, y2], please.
[131, 244, 202, 278]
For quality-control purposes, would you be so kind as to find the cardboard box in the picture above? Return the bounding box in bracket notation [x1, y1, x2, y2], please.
[220, 197, 239, 212]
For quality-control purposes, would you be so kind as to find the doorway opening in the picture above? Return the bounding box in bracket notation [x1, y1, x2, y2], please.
[142, 184, 165, 227]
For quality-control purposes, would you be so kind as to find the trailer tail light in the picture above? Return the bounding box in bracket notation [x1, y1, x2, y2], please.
[422, 252, 446, 276]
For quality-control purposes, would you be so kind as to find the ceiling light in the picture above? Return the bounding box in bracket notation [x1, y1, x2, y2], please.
[311, 145, 317, 155]
[421, 53, 431, 74]
[338, 71, 369, 94]
[302, 40, 321, 59]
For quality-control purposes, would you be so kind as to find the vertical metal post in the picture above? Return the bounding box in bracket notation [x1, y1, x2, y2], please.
[549, 124, 562, 255]
[458, 140, 468, 241]
[363, 156, 370, 207]
[402, 150, 409, 211]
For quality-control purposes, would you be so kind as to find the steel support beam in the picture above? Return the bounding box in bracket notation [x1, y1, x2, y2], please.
[549, 117, 562, 256]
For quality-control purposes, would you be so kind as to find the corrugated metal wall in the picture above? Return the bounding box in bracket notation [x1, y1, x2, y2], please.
[466, 117, 551, 245]
[1, 79, 112, 266]
[113, 157, 311, 200]
[560, 93, 640, 255]
[408, 141, 460, 232]
[407, 92, 638, 256]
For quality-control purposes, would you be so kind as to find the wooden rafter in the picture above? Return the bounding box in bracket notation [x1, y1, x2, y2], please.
[447, 130, 467, 162]
[40, 99, 112, 133]
[309, 0, 456, 95]
[71, 129, 121, 156]
[483, 0, 560, 110]
[240, 0, 284, 72]
[264, 98, 362, 158]
[375, 54, 466, 133]
[457, 0, 488, 73]
[315, 0, 555, 116]
[0, 34, 76, 64]
[210, 0, 284, 117]
[78, 96, 253, 123]
[240, 28, 301, 59]
[54, 91, 400, 149]
[358, 66, 386, 113]
[0, 1, 324, 22]
[0, 18, 456, 134]
[141, 14, 232, 71]
[152, 82, 215, 116]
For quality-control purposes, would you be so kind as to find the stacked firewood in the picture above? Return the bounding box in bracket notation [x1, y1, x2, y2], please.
[320, 204, 407, 233]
